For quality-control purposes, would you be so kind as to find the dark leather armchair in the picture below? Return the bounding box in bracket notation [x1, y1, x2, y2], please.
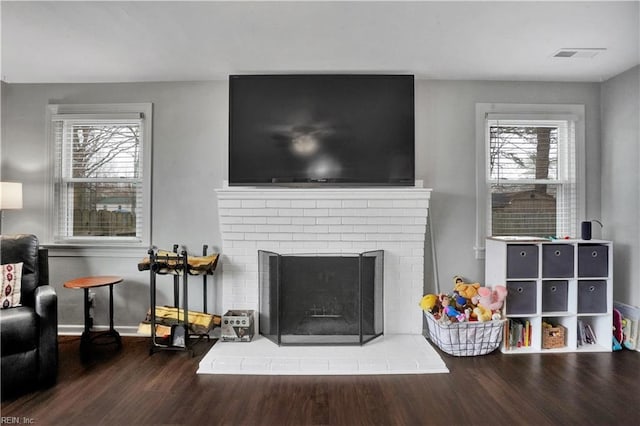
[1, 234, 58, 399]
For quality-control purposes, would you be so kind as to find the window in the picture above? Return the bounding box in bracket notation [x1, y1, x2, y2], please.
[488, 118, 575, 237]
[47, 104, 152, 246]
[475, 104, 585, 258]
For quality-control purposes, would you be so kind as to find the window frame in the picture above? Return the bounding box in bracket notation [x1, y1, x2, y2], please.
[45, 103, 153, 249]
[474, 103, 585, 259]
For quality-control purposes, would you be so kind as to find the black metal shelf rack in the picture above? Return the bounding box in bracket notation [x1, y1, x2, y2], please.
[146, 244, 215, 356]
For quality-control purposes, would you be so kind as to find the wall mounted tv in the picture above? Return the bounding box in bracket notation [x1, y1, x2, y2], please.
[229, 74, 415, 186]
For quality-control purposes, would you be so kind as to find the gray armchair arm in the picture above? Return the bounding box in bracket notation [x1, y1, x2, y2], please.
[34, 285, 58, 386]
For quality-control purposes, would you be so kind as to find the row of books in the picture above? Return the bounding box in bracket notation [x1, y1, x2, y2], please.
[505, 318, 611, 349]
[577, 319, 597, 346]
[505, 319, 532, 349]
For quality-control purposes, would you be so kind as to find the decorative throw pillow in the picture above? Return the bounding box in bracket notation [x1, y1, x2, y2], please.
[1, 262, 23, 309]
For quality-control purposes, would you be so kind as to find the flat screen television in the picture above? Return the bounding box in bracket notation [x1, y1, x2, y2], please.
[228, 74, 415, 186]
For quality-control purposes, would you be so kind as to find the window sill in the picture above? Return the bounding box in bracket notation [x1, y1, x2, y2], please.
[43, 243, 149, 258]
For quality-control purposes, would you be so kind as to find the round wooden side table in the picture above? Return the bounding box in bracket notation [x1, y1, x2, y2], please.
[64, 275, 124, 361]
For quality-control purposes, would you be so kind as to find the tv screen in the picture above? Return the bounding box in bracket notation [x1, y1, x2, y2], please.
[229, 74, 415, 186]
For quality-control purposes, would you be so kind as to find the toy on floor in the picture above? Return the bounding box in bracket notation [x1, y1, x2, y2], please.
[621, 317, 638, 350]
[613, 308, 624, 351]
[613, 302, 639, 350]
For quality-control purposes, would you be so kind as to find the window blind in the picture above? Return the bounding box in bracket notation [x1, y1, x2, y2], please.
[487, 118, 576, 238]
[52, 116, 145, 242]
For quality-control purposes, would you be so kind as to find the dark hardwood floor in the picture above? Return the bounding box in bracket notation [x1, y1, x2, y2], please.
[2, 336, 639, 425]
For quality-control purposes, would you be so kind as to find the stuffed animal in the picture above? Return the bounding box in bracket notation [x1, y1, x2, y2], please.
[453, 276, 481, 300]
[476, 285, 508, 312]
[452, 291, 470, 310]
[419, 294, 439, 313]
[473, 305, 492, 322]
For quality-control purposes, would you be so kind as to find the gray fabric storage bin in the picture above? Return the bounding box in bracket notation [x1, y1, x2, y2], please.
[578, 244, 608, 277]
[506, 281, 537, 315]
[506, 245, 539, 278]
[542, 280, 568, 312]
[542, 244, 574, 278]
[577, 280, 607, 313]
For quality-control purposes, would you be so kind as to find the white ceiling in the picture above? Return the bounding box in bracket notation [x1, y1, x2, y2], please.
[1, 1, 639, 83]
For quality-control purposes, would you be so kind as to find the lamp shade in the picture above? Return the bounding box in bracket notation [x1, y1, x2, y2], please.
[0, 182, 23, 209]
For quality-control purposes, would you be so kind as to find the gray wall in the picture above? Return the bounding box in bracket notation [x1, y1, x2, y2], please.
[601, 65, 640, 307]
[1, 81, 228, 332]
[416, 80, 601, 292]
[1, 78, 605, 331]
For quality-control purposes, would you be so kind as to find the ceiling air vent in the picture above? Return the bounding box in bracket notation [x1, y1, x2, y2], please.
[553, 48, 606, 58]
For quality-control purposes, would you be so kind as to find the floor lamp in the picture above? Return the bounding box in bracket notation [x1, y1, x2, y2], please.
[0, 182, 23, 234]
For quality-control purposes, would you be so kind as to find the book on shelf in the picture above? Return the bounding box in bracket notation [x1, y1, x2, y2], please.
[577, 320, 585, 346]
[585, 323, 597, 344]
[577, 320, 597, 346]
[506, 319, 532, 349]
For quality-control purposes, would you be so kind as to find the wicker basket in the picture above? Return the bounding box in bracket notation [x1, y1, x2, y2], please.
[424, 312, 506, 356]
[542, 324, 566, 349]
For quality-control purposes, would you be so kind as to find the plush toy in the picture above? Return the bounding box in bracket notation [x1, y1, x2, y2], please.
[456, 311, 468, 322]
[453, 276, 481, 300]
[419, 294, 439, 313]
[464, 308, 473, 322]
[440, 294, 460, 319]
[452, 291, 470, 310]
[476, 285, 508, 312]
[473, 305, 492, 322]
[613, 308, 624, 350]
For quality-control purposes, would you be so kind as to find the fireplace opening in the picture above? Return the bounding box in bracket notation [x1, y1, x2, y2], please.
[258, 250, 384, 345]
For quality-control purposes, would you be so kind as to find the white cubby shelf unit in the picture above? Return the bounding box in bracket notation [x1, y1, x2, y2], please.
[485, 237, 613, 354]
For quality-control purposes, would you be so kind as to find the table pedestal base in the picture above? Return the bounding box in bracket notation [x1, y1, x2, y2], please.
[70, 280, 123, 362]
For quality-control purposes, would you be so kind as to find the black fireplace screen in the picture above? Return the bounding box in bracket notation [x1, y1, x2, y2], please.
[258, 250, 384, 346]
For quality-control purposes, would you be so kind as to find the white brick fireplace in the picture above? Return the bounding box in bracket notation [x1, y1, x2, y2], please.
[216, 184, 431, 335]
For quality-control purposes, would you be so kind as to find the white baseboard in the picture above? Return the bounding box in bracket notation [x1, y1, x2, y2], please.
[58, 324, 141, 337]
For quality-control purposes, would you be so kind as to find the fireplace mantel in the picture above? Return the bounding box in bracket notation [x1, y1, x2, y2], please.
[216, 184, 431, 334]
